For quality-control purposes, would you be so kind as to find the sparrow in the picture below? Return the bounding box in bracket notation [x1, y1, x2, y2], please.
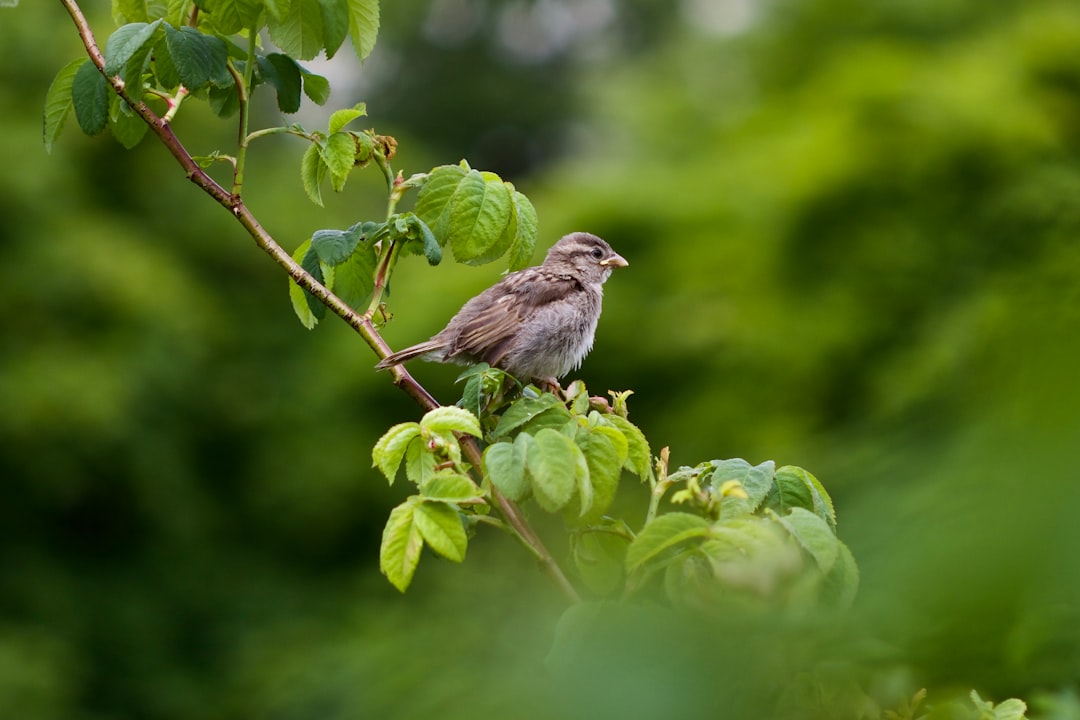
[376, 232, 628, 382]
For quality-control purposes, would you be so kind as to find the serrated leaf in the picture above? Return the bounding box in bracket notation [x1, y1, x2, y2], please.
[72, 60, 110, 136]
[372, 422, 421, 484]
[526, 428, 580, 512]
[774, 507, 839, 575]
[300, 142, 327, 206]
[413, 501, 467, 562]
[328, 103, 366, 134]
[574, 428, 622, 523]
[288, 240, 319, 328]
[43, 59, 83, 153]
[405, 436, 437, 487]
[380, 500, 423, 592]
[268, 0, 324, 60]
[332, 240, 377, 308]
[323, 131, 356, 191]
[421, 406, 481, 438]
[104, 21, 160, 76]
[484, 437, 529, 501]
[602, 415, 652, 481]
[778, 465, 836, 529]
[347, 0, 379, 59]
[152, 34, 180, 88]
[319, 0, 348, 58]
[414, 163, 468, 241]
[625, 512, 710, 574]
[711, 458, 774, 511]
[506, 190, 538, 270]
[492, 394, 564, 438]
[310, 225, 362, 265]
[300, 69, 330, 104]
[258, 53, 302, 113]
[448, 172, 513, 264]
[421, 473, 481, 502]
[201, 0, 263, 35]
[109, 95, 149, 149]
[164, 25, 230, 91]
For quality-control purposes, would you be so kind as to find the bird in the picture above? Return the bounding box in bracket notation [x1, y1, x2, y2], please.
[375, 231, 628, 383]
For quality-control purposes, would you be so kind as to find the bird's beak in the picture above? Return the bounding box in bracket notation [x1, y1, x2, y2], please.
[600, 253, 629, 268]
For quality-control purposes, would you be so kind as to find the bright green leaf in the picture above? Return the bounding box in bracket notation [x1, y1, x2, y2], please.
[506, 190, 538, 270]
[414, 163, 468, 241]
[372, 422, 421, 484]
[43, 59, 83, 153]
[421, 406, 481, 438]
[575, 428, 622, 523]
[413, 501, 467, 562]
[201, 0, 263, 35]
[379, 500, 422, 592]
[301, 69, 330, 105]
[484, 436, 530, 502]
[72, 60, 110, 136]
[602, 415, 652, 481]
[448, 172, 513, 264]
[526, 428, 580, 512]
[421, 473, 481, 502]
[300, 142, 327, 206]
[288, 240, 319, 328]
[625, 512, 710, 574]
[347, 0, 379, 60]
[328, 103, 366, 134]
[322, 131, 356, 191]
[492, 394, 563, 437]
[268, 0, 324, 60]
[405, 436, 437, 487]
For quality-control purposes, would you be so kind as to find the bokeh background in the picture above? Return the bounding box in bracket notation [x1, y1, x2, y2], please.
[4, 0, 1080, 717]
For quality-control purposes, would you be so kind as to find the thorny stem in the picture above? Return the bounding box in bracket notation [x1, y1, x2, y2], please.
[59, 0, 581, 604]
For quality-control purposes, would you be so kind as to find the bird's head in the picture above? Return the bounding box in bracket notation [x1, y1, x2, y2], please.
[544, 232, 628, 283]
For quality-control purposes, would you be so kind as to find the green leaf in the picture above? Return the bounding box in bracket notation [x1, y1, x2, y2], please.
[417, 217, 442, 266]
[779, 465, 836, 529]
[526, 428, 580, 512]
[448, 172, 513, 264]
[484, 437, 529, 501]
[372, 422, 421, 484]
[506, 190, 538, 270]
[421, 473, 481, 502]
[767, 465, 836, 531]
[264, 0, 289, 21]
[300, 69, 330, 105]
[625, 512, 710, 574]
[152, 34, 180, 89]
[573, 529, 629, 596]
[379, 500, 423, 592]
[602, 415, 652, 481]
[328, 103, 366, 134]
[414, 163, 468, 240]
[574, 428, 622, 523]
[201, 0, 263, 35]
[405, 436, 437, 487]
[43, 59, 83, 153]
[773, 507, 839, 575]
[288, 240, 319, 328]
[109, 96, 149, 149]
[492, 394, 564, 437]
[258, 53, 302, 113]
[164, 25, 230, 91]
[331, 240, 377, 308]
[413, 501, 467, 562]
[103, 21, 160, 76]
[72, 60, 110, 136]
[112, 0, 159, 23]
[323, 131, 356, 191]
[421, 406, 482, 438]
[347, 0, 380, 60]
[820, 540, 859, 609]
[298, 243, 326, 320]
[300, 142, 327, 206]
[319, 0, 349, 58]
[268, 0, 324, 60]
[710, 458, 775, 511]
[310, 225, 363, 265]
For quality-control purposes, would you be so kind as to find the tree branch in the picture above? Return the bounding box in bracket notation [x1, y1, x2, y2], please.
[58, 0, 580, 603]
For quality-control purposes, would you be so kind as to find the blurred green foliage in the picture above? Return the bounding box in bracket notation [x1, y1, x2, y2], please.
[4, 0, 1080, 717]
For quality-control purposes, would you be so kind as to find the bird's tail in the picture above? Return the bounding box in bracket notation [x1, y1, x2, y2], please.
[375, 341, 444, 369]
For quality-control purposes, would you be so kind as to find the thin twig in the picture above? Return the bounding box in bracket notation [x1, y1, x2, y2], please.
[58, 0, 580, 603]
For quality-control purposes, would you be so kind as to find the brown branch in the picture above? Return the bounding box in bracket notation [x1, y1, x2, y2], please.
[58, 0, 580, 603]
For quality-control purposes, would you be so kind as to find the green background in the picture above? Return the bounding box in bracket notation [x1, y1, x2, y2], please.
[4, 0, 1080, 717]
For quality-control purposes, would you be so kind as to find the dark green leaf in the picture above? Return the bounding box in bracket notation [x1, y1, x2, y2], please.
[72, 60, 110, 136]
[310, 225, 362, 265]
[331, 240, 377, 309]
[372, 422, 421, 484]
[288, 240, 319, 328]
[201, 0, 263, 35]
[625, 512, 710, 574]
[347, 0, 380, 60]
[379, 500, 422, 592]
[416, 217, 442, 266]
[103, 21, 160, 76]
[413, 501, 467, 562]
[152, 35, 180, 89]
[43, 59, 83, 153]
[109, 96, 149, 149]
[484, 437, 529, 501]
[526, 428, 580, 512]
[299, 243, 326, 320]
[208, 84, 240, 117]
[258, 53, 302, 113]
[319, 0, 349, 58]
[164, 25, 230, 91]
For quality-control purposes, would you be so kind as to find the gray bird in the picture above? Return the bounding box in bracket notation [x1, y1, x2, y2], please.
[376, 232, 628, 382]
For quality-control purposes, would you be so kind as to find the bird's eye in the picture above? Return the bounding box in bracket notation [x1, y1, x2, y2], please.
[590, 247, 604, 259]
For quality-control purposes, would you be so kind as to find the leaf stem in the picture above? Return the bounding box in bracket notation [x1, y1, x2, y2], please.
[230, 30, 258, 196]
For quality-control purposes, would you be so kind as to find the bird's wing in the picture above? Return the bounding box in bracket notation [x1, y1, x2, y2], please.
[449, 272, 582, 366]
